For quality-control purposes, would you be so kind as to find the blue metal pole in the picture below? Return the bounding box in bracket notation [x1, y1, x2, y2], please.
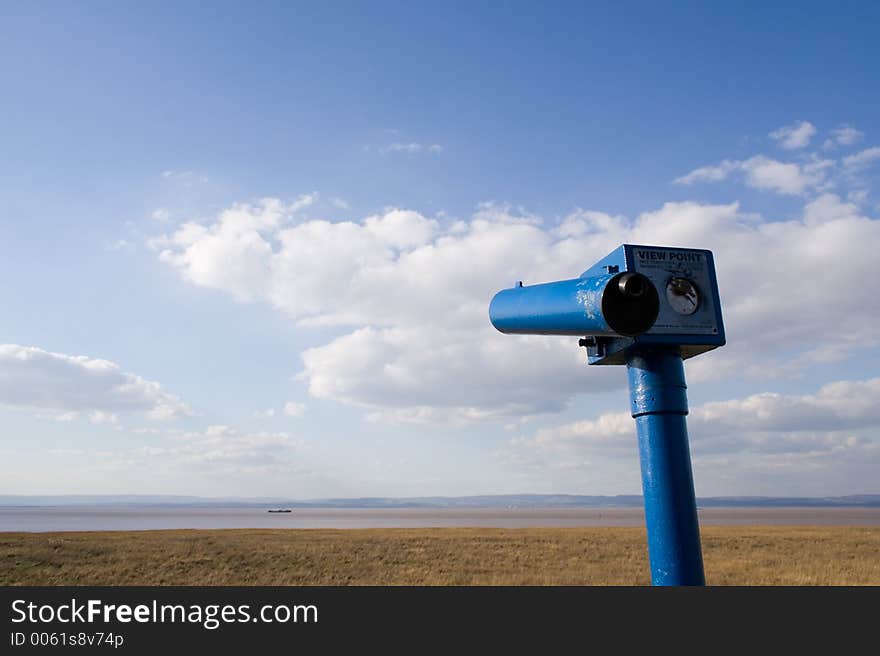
[626, 347, 705, 586]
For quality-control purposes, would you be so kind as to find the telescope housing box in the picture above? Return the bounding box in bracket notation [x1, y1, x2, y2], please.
[489, 244, 725, 365]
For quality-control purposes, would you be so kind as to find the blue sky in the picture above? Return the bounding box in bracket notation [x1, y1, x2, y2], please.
[1, 1, 879, 498]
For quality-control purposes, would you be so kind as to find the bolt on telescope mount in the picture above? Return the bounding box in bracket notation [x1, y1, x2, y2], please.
[489, 244, 725, 586]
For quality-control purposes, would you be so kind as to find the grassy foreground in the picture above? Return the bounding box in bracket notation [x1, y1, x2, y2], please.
[1, 526, 878, 585]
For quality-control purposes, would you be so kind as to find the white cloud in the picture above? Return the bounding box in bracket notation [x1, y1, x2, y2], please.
[283, 402, 306, 417]
[769, 120, 817, 150]
[330, 197, 350, 209]
[363, 209, 438, 248]
[301, 325, 615, 420]
[696, 379, 880, 436]
[0, 344, 191, 420]
[510, 378, 880, 466]
[740, 155, 822, 194]
[842, 146, 880, 170]
[848, 188, 869, 204]
[88, 410, 119, 425]
[675, 155, 830, 195]
[802, 192, 861, 225]
[150, 196, 315, 302]
[253, 408, 276, 419]
[116, 425, 304, 475]
[154, 193, 880, 423]
[673, 160, 740, 185]
[161, 170, 208, 184]
[380, 142, 444, 155]
[289, 192, 318, 212]
[151, 208, 171, 222]
[823, 124, 864, 149]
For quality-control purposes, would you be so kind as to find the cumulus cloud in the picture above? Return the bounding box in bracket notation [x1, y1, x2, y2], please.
[842, 146, 880, 170]
[823, 124, 864, 149]
[149, 196, 315, 302]
[0, 344, 191, 420]
[769, 120, 817, 150]
[117, 425, 304, 475]
[301, 326, 616, 422]
[510, 378, 880, 465]
[153, 185, 880, 423]
[848, 189, 869, 204]
[742, 155, 829, 194]
[675, 155, 831, 195]
[801, 192, 861, 225]
[674, 159, 740, 185]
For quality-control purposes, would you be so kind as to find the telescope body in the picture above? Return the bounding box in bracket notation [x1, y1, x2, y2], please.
[489, 244, 725, 365]
[489, 271, 659, 337]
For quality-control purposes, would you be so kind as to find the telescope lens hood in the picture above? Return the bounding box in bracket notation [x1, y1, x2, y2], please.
[603, 272, 659, 336]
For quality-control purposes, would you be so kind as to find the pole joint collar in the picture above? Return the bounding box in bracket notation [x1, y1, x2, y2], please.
[626, 347, 689, 417]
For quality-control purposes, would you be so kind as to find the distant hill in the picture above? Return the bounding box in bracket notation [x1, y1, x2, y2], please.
[1, 494, 879, 508]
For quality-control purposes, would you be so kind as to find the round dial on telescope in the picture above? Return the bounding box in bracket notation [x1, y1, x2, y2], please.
[666, 277, 699, 315]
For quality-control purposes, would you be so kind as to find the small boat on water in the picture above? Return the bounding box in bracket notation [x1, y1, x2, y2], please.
[267, 509, 292, 513]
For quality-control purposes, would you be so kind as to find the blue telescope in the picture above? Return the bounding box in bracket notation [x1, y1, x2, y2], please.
[489, 244, 726, 585]
[489, 270, 660, 337]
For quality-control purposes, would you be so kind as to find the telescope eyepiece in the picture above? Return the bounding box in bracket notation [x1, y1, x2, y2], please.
[618, 272, 647, 298]
[602, 272, 659, 337]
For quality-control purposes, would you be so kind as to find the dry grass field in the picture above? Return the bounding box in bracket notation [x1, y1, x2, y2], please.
[1, 526, 878, 585]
